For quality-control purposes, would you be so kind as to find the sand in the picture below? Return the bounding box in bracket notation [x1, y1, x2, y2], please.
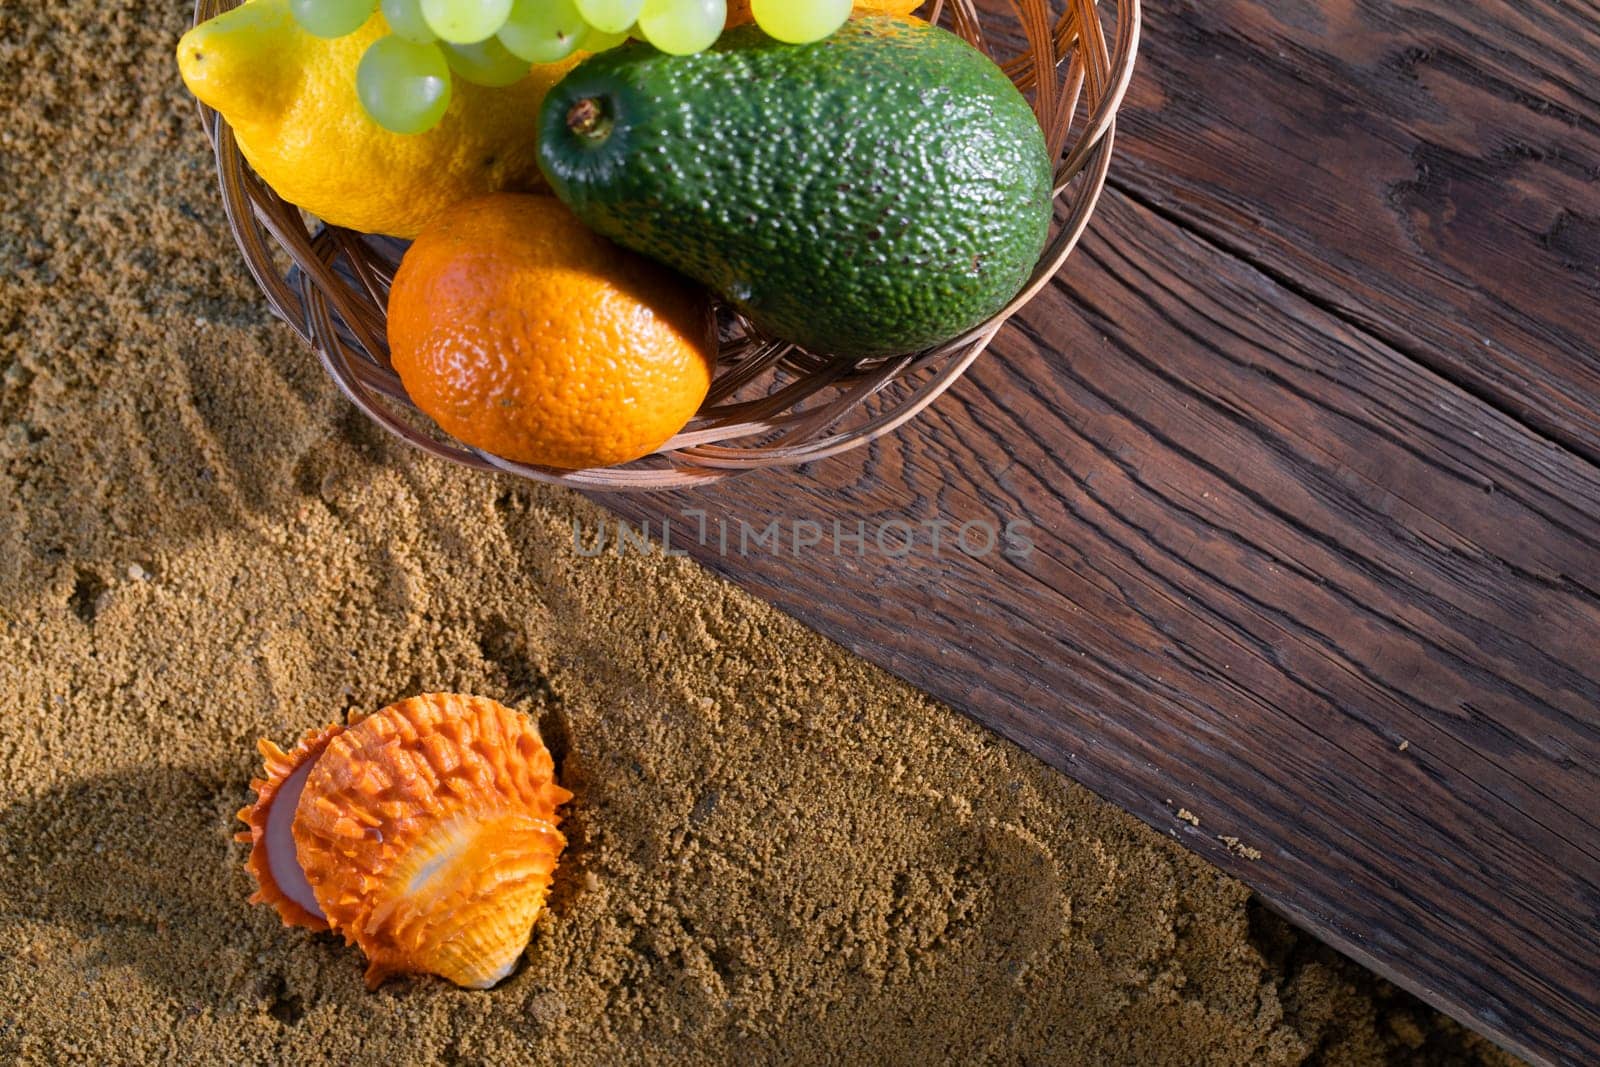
[0, 2, 1521, 1064]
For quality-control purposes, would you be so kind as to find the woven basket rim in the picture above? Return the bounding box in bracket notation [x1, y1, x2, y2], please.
[195, 0, 1142, 491]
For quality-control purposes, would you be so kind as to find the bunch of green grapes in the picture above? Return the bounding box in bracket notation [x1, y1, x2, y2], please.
[290, 0, 850, 136]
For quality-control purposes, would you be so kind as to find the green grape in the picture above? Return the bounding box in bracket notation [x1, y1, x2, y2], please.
[357, 35, 453, 134]
[750, 0, 848, 43]
[578, 22, 630, 51]
[290, 0, 377, 39]
[443, 37, 531, 86]
[420, 0, 513, 44]
[574, 0, 643, 35]
[498, 0, 585, 63]
[381, 0, 437, 43]
[637, 0, 723, 55]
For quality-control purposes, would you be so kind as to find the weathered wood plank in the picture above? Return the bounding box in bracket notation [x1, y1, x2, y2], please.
[599, 190, 1600, 1066]
[1111, 0, 1600, 461]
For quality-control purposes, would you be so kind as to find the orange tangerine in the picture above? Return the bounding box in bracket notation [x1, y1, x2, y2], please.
[387, 194, 716, 470]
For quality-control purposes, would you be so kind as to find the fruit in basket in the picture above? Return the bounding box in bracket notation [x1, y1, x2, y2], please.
[387, 194, 716, 470]
[498, 0, 587, 61]
[726, 0, 923, 34]
[575, 0, 643, 34]
[291, 0, 378, 38]
[746, 0, 849, 42]
[356, 34, 454, 133]
[538, 18, 1052, 360]
[636, 0, 726, 55]
[177, 0, 580, 236]
[420, 0, 514, 43]
[503, 0, 735, 60]
[441, 36, 539, 86]
[380, 0, 439, 42]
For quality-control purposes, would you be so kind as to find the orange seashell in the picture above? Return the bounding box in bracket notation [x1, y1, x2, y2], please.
[240, 694, 571, 990]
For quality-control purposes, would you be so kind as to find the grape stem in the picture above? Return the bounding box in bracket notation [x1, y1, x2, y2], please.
[566, 98, 613, 142]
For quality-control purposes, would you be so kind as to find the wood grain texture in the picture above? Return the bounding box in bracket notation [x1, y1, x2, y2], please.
[1111, 0, 1600, 462]
[599, 188, 1600, 1066]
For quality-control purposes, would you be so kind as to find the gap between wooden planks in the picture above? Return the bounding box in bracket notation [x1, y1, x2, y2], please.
[596, 187, 1600, 1067]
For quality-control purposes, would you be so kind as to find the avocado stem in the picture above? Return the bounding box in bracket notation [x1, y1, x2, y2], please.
[567, 98, 613, 143]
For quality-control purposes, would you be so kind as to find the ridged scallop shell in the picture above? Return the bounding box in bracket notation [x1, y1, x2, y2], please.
[240, 694, 571, 990]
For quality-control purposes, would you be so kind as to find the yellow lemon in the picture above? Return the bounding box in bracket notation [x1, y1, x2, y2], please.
[177, 0, 578, 237]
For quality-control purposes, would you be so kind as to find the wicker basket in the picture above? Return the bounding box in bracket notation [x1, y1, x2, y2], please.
[193, 0, 1140, 491]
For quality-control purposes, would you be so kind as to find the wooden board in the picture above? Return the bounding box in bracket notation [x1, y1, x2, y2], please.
[598, 2, 1600, 1064]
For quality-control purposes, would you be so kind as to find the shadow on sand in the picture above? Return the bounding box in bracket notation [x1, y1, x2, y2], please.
[0, 763, 337, 1016]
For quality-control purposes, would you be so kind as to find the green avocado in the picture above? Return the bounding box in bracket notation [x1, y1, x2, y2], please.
[537, 19, 1054, 360]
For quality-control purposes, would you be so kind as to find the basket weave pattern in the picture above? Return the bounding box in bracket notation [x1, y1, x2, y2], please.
[193, 0, 1141, 491]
